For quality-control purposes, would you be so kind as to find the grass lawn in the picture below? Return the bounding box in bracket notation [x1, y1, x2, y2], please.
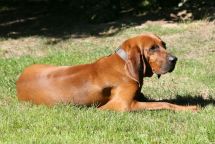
[0, 20, 215, 143]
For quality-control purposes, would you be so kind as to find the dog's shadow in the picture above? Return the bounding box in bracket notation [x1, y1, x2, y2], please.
[135, 93, 215, 108]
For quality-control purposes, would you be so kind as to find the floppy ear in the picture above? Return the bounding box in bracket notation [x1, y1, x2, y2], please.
[125, 46, 144, 86]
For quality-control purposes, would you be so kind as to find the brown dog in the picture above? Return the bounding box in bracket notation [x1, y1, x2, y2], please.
[16, 34, 197, 112]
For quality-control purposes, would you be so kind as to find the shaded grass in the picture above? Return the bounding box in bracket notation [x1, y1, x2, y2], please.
[0, 21, 215, 143]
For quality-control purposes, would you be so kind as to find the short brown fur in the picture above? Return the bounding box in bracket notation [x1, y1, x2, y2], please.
[16, 34, 197, 112]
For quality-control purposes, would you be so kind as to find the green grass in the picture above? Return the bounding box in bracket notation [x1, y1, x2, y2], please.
[0, 21, 215, 143]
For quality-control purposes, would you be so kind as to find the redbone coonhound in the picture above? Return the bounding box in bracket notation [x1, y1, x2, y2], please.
[16, 34, 197, 112]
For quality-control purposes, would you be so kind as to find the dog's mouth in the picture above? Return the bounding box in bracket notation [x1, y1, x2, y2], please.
[164, 62, 177, 73]
[154, 62, 177, 76]
[168, 63, 176, 73]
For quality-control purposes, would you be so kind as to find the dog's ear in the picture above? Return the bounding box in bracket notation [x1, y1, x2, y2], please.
[125, 46, 144, 86]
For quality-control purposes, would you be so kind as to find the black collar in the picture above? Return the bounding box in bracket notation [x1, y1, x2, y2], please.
[115, 47, 127, 61]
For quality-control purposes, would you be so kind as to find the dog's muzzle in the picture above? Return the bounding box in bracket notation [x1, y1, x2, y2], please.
[158, 55, 178, 74]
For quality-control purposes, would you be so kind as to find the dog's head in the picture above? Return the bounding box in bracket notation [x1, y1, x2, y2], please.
[121, 34, 177, 85]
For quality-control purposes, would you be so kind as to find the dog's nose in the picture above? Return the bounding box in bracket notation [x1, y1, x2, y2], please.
[168, 55, 177, 63]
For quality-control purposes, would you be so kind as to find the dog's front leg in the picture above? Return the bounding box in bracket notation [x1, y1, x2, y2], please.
[98, 83, 138, 112]
[130, 101, 198, 112]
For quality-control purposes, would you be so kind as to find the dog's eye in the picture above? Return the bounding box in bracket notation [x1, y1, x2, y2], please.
[150, 45, 159, 51]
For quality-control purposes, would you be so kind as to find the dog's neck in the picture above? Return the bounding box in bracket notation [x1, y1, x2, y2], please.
[115, 47, 153, 84]
[115, 47, 128, 61]
[115, 47, 143, 88]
